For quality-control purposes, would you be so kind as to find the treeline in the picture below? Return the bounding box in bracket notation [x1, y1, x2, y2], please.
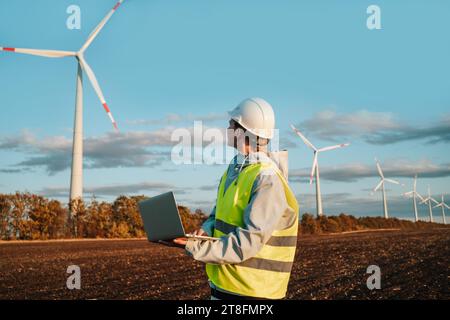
[299, 213, 447, 235]
[0, 193, 447, 240]
[0, 193, 207, 240]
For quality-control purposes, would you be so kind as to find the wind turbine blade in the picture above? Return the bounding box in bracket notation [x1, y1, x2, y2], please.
[416, 193, 424, 202]
[444, 203, 450, 210]
[402, 191, 413, 197]
[384, 178, 400, 185]
[1, 47, 75, 58]
[310, 153, 318, 185]
[420, 197, 429, 204]
[431, 197, 439, 205]
[78, 57, 118, 130]
[80, 0, 125, 53]
[374, 180, 383, 192]
[375, 159, 384, 179]
[413, 174, 417, 188]
[290, 124, 317, 151]
[433, 203, 442, 209]
[317, 143, 350, 152]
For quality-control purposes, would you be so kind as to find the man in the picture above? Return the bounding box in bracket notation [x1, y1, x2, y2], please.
[174, 97, 299, 300]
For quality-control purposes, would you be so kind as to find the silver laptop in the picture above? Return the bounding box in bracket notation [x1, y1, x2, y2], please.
[138, 191, 218, 242]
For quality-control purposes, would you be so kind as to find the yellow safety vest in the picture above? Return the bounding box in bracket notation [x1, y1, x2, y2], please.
[206, 161, 299, 299]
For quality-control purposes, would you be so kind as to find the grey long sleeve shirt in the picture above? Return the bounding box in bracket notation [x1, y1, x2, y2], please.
[185, 151, 297, 265]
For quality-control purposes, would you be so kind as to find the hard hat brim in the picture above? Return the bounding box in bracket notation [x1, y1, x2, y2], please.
[228, 112, 274, 139]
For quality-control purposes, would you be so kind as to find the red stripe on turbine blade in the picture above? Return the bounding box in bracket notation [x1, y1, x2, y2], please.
[113, 122, 119, 130]
[3, 47, 15, 52]
[113, 2, 121, 10]
[102, 103, 111, 113]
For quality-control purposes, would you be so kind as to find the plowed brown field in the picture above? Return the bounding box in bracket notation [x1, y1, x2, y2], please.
[1, 229, 448, 300]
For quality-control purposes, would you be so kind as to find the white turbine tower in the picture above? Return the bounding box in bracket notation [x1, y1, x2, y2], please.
[420, 185, 438, 222]
[433, 195, 449, 225]
[372, 159, 400, 219]
[402, 174, 424, 222]
[1, 1, 125, 204]
[290, 125, 350, 217]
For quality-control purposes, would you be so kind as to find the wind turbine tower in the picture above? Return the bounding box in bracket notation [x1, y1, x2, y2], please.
[372, 159, 400, 219]
[420, 185, 438, 223]
[402, 174, 424, 222]
[290, 125, 350, 217]
[433, 195, 449, 224]
[1, 1, 126, 204]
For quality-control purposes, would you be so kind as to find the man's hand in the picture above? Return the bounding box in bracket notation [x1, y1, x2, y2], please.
[192, 228, 208, 236]
[173, 237, 188, 247]
[173, 228, 207, 247]
[157, 239, 184, 248]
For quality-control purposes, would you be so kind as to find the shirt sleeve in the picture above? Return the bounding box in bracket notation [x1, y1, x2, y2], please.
[200, 175, 222, 237]
[200, 206, 216, 237]
[185, 168, 294, 264]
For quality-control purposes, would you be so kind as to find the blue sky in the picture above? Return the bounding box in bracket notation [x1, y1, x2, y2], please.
[1, 0, 449, 222]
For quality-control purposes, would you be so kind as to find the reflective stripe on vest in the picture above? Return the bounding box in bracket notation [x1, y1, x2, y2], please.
[206, 161, 299, 299]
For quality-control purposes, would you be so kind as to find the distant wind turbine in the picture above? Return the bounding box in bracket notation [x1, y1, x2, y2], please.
[420, 185, 438, 223]
[433, 195, 449, 225]
[402, 174, 424, 222]
[1, 1, 126, 205]
[372, 159, 400, 219]
[290, 124, 350, 217]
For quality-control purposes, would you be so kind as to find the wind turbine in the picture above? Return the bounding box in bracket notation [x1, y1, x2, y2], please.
[290, 125, 350, 216]
[372, 159, 400, 219]
[1, 1, 125, 205]
[402, 174, 424, 222]
[433, 195, 449, 225]
[420, 185, 438, 222]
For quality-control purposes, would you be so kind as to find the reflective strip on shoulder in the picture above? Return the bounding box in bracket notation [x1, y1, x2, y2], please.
[238, 257, 293, 273]
[215, 219, 237, 234]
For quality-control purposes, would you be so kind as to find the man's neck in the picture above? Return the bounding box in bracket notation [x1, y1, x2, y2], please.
[244, 145, 268, 155]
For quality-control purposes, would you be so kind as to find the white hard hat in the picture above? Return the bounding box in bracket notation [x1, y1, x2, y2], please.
[228, 97, 275, 139]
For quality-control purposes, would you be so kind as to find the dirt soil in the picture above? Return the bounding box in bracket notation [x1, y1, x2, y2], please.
[0, 229, 449, 300]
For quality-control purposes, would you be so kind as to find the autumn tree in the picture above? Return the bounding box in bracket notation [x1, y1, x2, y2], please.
[11, 192, 33, 239]
[84, 198, 113, 238]
[111, 195, 147, 238]
[0, 195, 11, 240]
[3, 192, 448, 240]
[300, 213, 319, 235]
[179, 206, 208, 234]
[47, 199, 67, 239]
[69, 198, 87, 238]
[27, 194, 50, 240]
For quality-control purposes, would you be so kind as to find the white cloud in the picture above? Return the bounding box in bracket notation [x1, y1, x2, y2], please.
[39, 181, 182, 198]
[0, 126, 227, 174]
[294, 109, 450, 144]
[290, 159, 450, 183]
